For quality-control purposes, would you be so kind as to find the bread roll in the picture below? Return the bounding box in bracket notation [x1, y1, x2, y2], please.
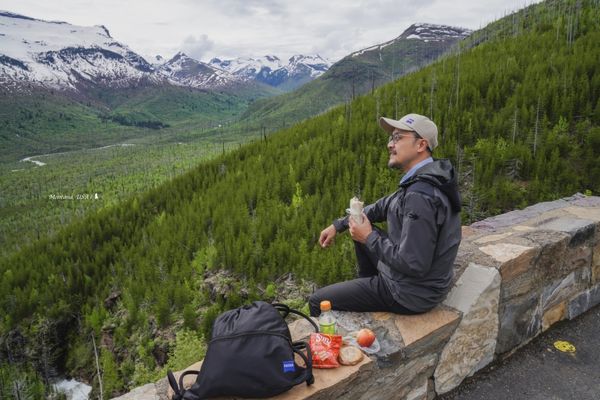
[338, 345, 364, 366]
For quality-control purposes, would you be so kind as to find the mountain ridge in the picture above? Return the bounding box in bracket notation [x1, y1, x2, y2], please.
[350, 22, 471, 57]
[237, 22, 472, 131]
[208, 54, 331, 91]
[0, 10, 329, 94]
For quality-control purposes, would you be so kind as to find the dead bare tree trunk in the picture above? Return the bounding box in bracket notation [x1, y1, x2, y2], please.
[13, 379, 23, 400]
[455, 44, 461, 110]
[534, 96, 541, 158]
[370, 69, 375, 94]
[92, 333, 103, 400]
[467, 158, 481, 224]
[512, 108, 518, 144]
[430, 69, 436, 119]
[394, 89, 399, 119]
[456, 143, 463, 184]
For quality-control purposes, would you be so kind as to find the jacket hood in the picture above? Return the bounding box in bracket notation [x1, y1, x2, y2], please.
[401, 158, 462, 212]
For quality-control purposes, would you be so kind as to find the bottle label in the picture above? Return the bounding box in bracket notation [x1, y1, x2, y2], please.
[320, 322, 336, 335]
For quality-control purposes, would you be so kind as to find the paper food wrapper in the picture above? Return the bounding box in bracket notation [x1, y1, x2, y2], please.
[348, 197, 364, 223]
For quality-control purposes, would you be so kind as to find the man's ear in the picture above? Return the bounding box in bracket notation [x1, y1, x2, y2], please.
[417, 139, 429, 153]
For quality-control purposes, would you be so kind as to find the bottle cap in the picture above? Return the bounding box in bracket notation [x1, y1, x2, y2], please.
[320, 300, 332, 311]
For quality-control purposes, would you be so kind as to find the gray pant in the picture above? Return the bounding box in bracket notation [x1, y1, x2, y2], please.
[308, 240, 419, 317]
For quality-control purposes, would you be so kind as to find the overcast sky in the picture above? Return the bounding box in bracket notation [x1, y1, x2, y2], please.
[0, 0, 542, 63]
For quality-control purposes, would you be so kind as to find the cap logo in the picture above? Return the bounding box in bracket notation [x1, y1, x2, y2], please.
[405, 118, 414, 124]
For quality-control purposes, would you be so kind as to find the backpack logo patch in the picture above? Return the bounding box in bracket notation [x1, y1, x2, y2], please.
[282, 360, 295, 373]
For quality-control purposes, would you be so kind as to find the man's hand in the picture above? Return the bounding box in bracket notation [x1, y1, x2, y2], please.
[349, 213, 372, 244]
[319, 224, 337, 248]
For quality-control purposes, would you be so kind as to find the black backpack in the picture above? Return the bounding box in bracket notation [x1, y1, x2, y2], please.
[168, 301, 319, 399]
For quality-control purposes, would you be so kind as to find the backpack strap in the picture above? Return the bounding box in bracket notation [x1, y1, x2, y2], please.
[273, 303, 316, 387]
[272, 302, 291, 318]
[292, 341, 315, 386]
[167, 370, 200, 400]
[167, 370, 181, 399]
[272, 303, 319, 333]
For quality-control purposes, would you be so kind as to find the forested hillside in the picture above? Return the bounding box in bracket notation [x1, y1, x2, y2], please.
[1, 0, 600, 398]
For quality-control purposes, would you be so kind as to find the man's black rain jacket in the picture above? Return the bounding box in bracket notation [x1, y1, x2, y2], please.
[333, 158, 462, 312]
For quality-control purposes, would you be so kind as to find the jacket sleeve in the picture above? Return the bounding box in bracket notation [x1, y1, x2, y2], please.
[365, 191, 439, 278]
[332, 194, 391, 233]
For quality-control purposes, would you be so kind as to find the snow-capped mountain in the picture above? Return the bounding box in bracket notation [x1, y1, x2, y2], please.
[0, 11, 161, 91]
[0, 10, 331, 94]
[350, 23, 471, 57]
[156, 52, 240, 89]
[286, 54, 331, 80]
[209, 55, 283, 80]
[209, 54, 331, 91]
[0, 11, 245, 92]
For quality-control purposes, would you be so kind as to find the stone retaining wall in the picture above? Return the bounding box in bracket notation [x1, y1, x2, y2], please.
[114, 193, 600, 400]
[434, 193, 600, 395]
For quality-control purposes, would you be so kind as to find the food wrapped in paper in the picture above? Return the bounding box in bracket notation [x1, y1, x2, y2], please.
[347, 196, 364, 223]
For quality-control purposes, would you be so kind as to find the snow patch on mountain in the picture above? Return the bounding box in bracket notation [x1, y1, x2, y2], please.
[209, 54, 331, 89]
[157, 52, 240, 89]
[351, 23, 471, 57]
[287, 54, 330, 78]
[0, 10, 158, 91]
[210, 55, 284, 78]
[402, 23, 472, 41]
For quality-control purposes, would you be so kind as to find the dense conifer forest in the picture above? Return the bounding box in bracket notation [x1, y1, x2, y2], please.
[1, 0, 599, 397]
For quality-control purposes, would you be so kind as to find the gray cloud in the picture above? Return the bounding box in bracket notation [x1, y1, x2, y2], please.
[181, 34, 215, 60]
[4, 0, 543, 62]
[184, 0, 288, 17]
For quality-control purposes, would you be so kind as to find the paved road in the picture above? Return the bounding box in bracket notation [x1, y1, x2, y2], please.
[438, 305, 600, 400]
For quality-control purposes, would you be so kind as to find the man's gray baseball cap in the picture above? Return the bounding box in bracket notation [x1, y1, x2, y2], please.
[379, 113, 438, 151]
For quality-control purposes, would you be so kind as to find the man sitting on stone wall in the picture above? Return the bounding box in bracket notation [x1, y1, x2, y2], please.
[310, 113, 462, 317]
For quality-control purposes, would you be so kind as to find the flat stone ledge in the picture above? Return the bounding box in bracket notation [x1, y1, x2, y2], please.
[111, 382, 158, 400]
[470, 193, 590, 231]
[290, 306, 461, 364]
